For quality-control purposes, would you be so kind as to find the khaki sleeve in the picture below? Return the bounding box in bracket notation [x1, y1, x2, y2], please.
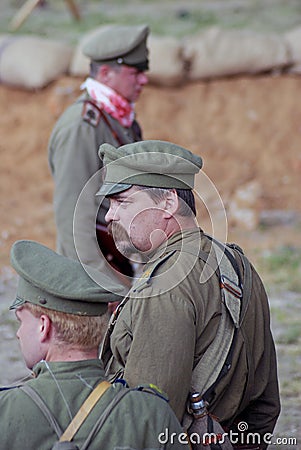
[122, 292, 196, 422]
[48, 116, 101, 259]
[48, 111, 127, 284]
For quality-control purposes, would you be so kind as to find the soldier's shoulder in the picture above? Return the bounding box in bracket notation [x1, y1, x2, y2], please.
[132, 250, 177, 293]
[120, 383, 170, 413]
[131, 383, 169, 401]
[0, 385, 27, 406]
[50, 97, 86, 133]
[81, 99, 104, 127]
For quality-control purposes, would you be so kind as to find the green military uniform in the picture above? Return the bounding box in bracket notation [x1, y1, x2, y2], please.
[48, 25, 149, 275]
[97, 140, 280, 446]
[102, 229, 280, 436]
[0, 240, 188, 449]
[48, 92, 142, 271]
[0, 360, 187, 450]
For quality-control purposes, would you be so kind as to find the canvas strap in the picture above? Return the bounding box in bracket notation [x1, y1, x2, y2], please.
[21, 380, 111, 442]
[59, 380, 111, 442]
[175, 238, 248, 431]
[21, 384, 63, 438]
[190, 239, 242, 396]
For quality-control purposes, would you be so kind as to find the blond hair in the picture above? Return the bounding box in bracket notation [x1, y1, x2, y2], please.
[25, 303, 109, 350]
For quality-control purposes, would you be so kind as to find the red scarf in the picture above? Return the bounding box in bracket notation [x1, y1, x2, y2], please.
[81, 78, 135, 128]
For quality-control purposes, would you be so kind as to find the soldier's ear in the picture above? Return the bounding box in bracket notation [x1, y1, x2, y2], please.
[39, 314, 52, 343]
[162, 189, 179, 218]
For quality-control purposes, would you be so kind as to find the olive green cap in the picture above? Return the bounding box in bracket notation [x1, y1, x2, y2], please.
[83, 24, 149, 71]
[9, 240, 126, 316]
[96, 140, 203, 196]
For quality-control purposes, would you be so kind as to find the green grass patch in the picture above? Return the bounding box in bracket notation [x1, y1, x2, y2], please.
[1, 0, 301, 42]
[277, 324, 301, 345]
[257, 246, 301, 293]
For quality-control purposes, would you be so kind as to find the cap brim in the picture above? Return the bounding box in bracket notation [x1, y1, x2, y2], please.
[9, 297, 26, 310]
[96, 182, 132, 197]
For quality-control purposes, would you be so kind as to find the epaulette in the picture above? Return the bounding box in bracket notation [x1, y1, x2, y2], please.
[113, 378, 168, 402]
[132, 250, 176, 293]
[81, 100, 102, 127]
[133, 384, 169, 403]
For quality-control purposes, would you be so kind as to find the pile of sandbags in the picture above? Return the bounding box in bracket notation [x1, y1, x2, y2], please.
[0, 34, 73, 90]
[182, 27, 291, 80]
[284, 26, 301, 74]
[1, 24, 301, 90]
[69, 27, 292, 86]
[65, 24, 301, 86]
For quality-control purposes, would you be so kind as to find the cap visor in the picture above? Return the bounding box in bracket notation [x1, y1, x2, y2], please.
[96, 182, 132, 197]
[9, 297, 26, 310]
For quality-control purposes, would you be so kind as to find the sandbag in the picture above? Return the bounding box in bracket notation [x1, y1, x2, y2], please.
[284, 26, 301, 74]
[0, 35, 73, 90]
[147, 35, 186, 87]
[0, 34, 10, 46]
[183, 27, 291, 80]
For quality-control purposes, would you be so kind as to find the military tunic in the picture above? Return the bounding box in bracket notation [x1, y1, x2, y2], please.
[101, 228, 280, 442]
[0, 359, 188, 449]
[48, 92, 142, 275]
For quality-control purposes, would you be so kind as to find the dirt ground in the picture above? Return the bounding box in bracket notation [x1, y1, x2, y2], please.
[0, 74, 301, 447]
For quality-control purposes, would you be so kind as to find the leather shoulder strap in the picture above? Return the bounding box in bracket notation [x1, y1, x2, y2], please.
[60, 381, 111, 442]
[80, 385, 132, 450]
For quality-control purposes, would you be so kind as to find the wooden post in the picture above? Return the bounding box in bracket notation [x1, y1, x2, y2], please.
[64, 0, 81, 21]
[9, 0, 81, 31]
[10, 0, 42, 31]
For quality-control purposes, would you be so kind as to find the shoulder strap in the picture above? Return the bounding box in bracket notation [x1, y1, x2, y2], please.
[20, 384, 63, 438]
[170, 236, 246, 399]
[80, 382, 168, 450]
[80, 385, 132, 450]
[192, 239, 254, 402]
[228, 249, 254, 413]
[20, 381, 111, 443]
[59, 381, 111, 443]
[190, 239, 242, 397]
[182, 239, 250, 430]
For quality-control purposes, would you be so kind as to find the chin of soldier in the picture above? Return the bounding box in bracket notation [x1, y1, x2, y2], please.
[108, 223, 133, 254]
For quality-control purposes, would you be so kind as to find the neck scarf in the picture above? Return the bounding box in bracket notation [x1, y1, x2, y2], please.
[81, 78, 135, 128]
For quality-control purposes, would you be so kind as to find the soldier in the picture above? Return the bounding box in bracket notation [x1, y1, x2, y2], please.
[97, 140, 281, 449]
[0, 240, 188, 450]
[48, 24, 149, 285]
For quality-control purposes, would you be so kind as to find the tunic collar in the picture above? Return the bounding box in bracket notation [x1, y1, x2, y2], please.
[145, 227, 203, 263]
[32, 359, 105, 378]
